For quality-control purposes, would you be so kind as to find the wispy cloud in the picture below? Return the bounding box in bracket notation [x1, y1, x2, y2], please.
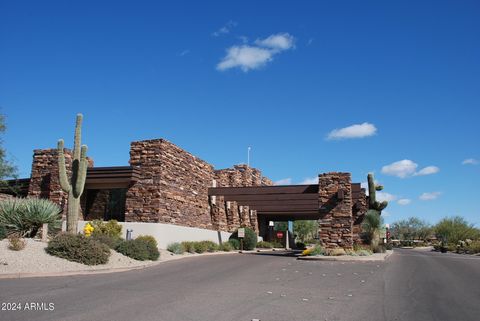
[275, 178, 292, 185]
[376, 192, 397, 202]
[326, 122, 377, 140]
[212, 20, 237, 37]
[413, 166, 440, 176]
[397, 199, 411, 206]
[179, 49, 190, 57]
[381, 160, 440, 178]
[462, 158, 479, 165]
[419, 192, 441, 201]
[216, 33, 295, 72]
[300, 177, 318, 184]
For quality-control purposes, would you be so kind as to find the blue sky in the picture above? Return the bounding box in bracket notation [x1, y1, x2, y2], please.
[1, 1, 479, 226]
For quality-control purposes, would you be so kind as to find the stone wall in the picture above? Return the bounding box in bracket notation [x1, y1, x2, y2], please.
[318, 172, 353, 249]
[125, 139, 215, 229]
[28, 148, 93, 218]
[352, 188, 368, 244]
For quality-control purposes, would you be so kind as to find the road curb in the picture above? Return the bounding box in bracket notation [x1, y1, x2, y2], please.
[0, 251, 238, 280]
[297, 250, 393, 262]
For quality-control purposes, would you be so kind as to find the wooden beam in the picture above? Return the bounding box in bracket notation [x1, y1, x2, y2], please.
[223, 193, 318, 202]
[235, 199, 318, 206]
[248, 204, 318, 211]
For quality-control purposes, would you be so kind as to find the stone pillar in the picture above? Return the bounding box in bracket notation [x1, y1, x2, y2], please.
[28, 149, 73, 216]
[318, 172, 353, 249]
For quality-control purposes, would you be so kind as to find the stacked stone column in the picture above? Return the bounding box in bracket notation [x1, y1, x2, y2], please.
[318, 172, 353, 249]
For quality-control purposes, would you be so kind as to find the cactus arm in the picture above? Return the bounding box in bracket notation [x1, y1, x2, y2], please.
[73, 145, 88, 198]
[73, 114, 83, 160]
[57, 139, 71, 193]
[367, 173, 376, 207]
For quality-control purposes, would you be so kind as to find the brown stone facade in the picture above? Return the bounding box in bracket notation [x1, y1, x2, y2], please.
[22, 138, 366, 247]
[318, 172, 354, 249]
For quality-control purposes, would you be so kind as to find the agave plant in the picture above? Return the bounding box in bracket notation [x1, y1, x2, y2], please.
[0, 198, 61, 237]
[362, 210, 384, 248]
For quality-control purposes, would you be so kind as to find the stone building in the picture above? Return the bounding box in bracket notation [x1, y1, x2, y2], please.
[2, 138, 368, 248]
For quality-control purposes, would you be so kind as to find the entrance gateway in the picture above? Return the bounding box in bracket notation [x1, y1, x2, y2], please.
[209, 173, 367, 249]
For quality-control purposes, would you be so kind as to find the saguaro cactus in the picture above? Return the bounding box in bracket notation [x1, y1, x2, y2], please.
[367, 173, 388, 212]
[57, 114, 88, 233]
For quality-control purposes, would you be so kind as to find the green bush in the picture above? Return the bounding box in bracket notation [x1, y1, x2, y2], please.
[219, 242, 233, 252]
[181, 241, 196, 253]
[228, 239, 240, 250]
[90, 233, 122, 249]
[307, 244, 325, 256]
[271, 241, 283, 248]
[0, 198, 61, 237]
[115, 237, 160, 261]
[372, 245, 386, 253]
[256, 241, 273, 249]
[295, 242, 306, 250]
[46, 233, 110, 265]
[193, 241, 208, 253]
[199, 240, 218, 252]
[229, 227, 257, 250]
[91, 220, 122, 238]
[167, 242, 185, 254]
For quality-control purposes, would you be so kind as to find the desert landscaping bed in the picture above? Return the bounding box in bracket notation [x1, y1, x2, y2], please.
[0, 239, 235, 278]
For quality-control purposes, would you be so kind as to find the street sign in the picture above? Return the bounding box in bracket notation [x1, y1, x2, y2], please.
[238, 228, 245, 238]
[276, 231, 284, 239]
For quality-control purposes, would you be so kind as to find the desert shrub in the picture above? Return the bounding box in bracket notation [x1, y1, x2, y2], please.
[356, 249, 373, 256]
[466, 240, 480, 254]
[181, 241, 196, 253]
[371, 245, 386, 253]
[193, 241, 208, 253]
[0, 225, 6, 240]
[295, 242, 306, 250]
[229, 227, 257, 250]
[228, 239, 240, 250]
[199, 240, 218, 252]
[167, 242, 185, 254]
[326, 248, 346, 256]
[0, 198, 61, 238]
[91, 220, 122, 238]
[271, 241, 283, 248]
[346, 249, 357, 256]
[8, 235, 26, 251]
[256, 241, 273, 249]
[219, 242, 233, 252]
[46, 233, 110, 265]
[90, 233, 122, 249]
[116, 237, 159, 261]
[302, 244, 324, 256]
[304, 239, 321, 245]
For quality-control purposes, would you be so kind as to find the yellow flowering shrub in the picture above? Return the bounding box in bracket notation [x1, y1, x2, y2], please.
[84, 223, 94, 237]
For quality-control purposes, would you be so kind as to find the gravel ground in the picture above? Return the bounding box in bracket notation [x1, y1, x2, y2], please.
[0, 239, 235, 275]
[0, 238, 157, 274]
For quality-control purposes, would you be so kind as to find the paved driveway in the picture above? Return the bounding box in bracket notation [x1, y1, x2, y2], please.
[1, 249, 479, 321]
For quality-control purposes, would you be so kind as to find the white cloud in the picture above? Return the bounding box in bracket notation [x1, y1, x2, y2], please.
[382, 210, 391, 217]
[414, 166, 440, 176]
[300, 177, 318, 184]
[179, 49, 190, 57]
[462, 158, 479, 165]
[381, 160, 418, 178]
[212, 21, 237, 37]
[217, 33, 295, 72]
[382, 160, 440, 178]
[376, 192, 397, 202]
[217, 46, 273, 72]
[419, 192, 441, 201]
[397, 199, 411, 206]
[254, 33, 295, 51]
[326, 122, 377, 140]
[275, 178, 292, 185]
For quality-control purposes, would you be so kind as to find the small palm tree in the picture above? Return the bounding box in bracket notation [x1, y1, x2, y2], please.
[362, 210, 384, 247]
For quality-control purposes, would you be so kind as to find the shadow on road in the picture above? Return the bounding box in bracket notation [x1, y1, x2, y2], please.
[244, 250, 302, 257]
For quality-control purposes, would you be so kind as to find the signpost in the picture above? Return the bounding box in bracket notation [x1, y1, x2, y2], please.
[238, 228, 245, 252]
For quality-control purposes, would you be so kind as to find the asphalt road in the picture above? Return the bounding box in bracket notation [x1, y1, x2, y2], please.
[1, 249, 479, 321]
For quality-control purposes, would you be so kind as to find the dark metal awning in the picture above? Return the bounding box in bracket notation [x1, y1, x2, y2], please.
[208, 183, 363, 220]
[85, 166, 140, 189]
